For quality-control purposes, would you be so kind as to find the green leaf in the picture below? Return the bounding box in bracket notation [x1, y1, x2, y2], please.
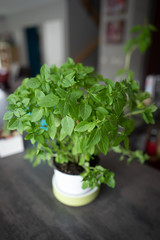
[87, 128, 101, 148]
[17, 120, 24, 134]
[69, 101, 79, 118]
[54, 117, 61, 127]
[24, 133, 34, 140]
[63, 102, 70, 116]
[61, 78, 75, 88]
[72, 135, 81, 155]
[65, 71, 75, 80]
[105, 173, 115, 188]
[106, 85, 112, 94]
[61, 72, 75, 88]
[7, 104, 17, 111]
[43, 146, 53, 154]
[56, 100, 69, 117]
[31, 108, 43, 122]
[55, 88, 67, 98]
[149, 104, 157, 113]
[98, 134, 109, 155]
[45, 83, 50, 93]
[34, 135, 45, 144]
[26, 78, 41, 88]
[132, 150, 149, 164]
[39, 93, 59, 107]
[8, 118, 19, 130]
[75, 121, 89, 132]
[7, 94, 18, 104]
[130, 25, 142, 32]
[80, 137, 88, 152]
[104, 78, 114, 87]
[40, 64, 50, 80]
[35, 89, 45, 99]
[67, 58, 75, 65]
[149, 24, 157, 31]
[59, 128, 67, 141]
[61, 116, 74, 136]
[44, 108, 49, 117]
[48, 114, 55, 127]
[96, 107, 108, 119]
[81, 166, 115, 189]
[79, 155, 86, 166]
[80, 103, 92, 120]
[70, 90, 83, 101]
[55, 154, 68, 164]
[120, 118, 134, 135]
[75, 121, 96, 133]
[112, 146, 122, 153]
[113, 97, 125, 115]
[48, 125, 57, 140]
[24, 148, 36, 161]
[47, 114, 57, 140]
[82, 181, 89, 189]
[3, 111, 13, 120]
[14, 108, 26, 117]
[83, 66, 94, 74]
[87, 122, 96, 132]
[89, 84, 105, 93]
[36, 129, 45, 134]
[124, 137, 129, 150]
[113, 135, 124, 146]
[22, 98, 30, 107]
[91, 94, 101, 103]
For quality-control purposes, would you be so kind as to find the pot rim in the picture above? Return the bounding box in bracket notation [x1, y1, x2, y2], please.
[53, 166, 84, 177]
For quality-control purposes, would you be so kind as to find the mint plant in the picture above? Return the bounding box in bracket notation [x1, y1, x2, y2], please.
[3, 24, 157, 190]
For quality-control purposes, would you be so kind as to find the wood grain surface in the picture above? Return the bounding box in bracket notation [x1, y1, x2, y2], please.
[0, 152, 160, 240]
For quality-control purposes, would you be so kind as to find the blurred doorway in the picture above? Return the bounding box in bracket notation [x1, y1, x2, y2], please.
[25, 26, 41, 77]
[143, 0, 160, 86]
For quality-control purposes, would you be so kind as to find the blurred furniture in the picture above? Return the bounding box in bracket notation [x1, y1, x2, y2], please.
[0, 152, 160, 239]
[0, 131, 24, 158]
[0, 42, 11, 88]
[0, 42, 11, 70]
[9, 65, 31, 92]
[0, 41, 31, 92]
[0, 88, 8, 130]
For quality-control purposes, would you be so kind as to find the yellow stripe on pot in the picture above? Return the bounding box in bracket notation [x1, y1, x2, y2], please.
[53, 186, 99, 207]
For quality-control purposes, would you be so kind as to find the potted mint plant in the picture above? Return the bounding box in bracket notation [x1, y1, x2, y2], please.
[3, 24, 157, 206]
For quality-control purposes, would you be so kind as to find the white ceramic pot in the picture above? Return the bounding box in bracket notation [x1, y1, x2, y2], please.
[53, 168, 90, 195]
[52, 168, 99, 207]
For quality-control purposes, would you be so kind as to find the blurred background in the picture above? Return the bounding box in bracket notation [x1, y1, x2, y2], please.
[0, 0, 160, 168]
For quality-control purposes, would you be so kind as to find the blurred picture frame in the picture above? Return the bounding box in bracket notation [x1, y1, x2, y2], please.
[106, 20, 125, 43]
[106, 0, 127, 15]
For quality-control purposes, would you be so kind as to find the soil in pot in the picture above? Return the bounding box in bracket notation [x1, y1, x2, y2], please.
[53, 155, 100, 175]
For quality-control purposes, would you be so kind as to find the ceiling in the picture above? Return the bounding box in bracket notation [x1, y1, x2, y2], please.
[0, 0, 54, 16]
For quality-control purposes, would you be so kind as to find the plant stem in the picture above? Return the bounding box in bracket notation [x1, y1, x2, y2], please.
[124, 46, 137, 70]
[125, 109, 144, 117]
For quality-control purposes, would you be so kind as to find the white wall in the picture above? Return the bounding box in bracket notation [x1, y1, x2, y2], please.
[41, 19, 65, 67]
[98, 0, 150, 84]
[4, 0, 69, 66]
[0, 18, 7, 35]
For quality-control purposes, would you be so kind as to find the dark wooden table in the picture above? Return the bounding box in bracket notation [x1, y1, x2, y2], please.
[0, 152, 160, 240]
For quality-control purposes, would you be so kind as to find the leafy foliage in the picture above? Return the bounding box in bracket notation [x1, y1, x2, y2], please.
[81, 165, 115, 189]
[124, 24, 156, 54]
[4, 55, 157, 189]
[120, 23, 157, 72]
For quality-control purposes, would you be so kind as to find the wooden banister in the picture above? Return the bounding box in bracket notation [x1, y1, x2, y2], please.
[74, 38, 98, 63]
